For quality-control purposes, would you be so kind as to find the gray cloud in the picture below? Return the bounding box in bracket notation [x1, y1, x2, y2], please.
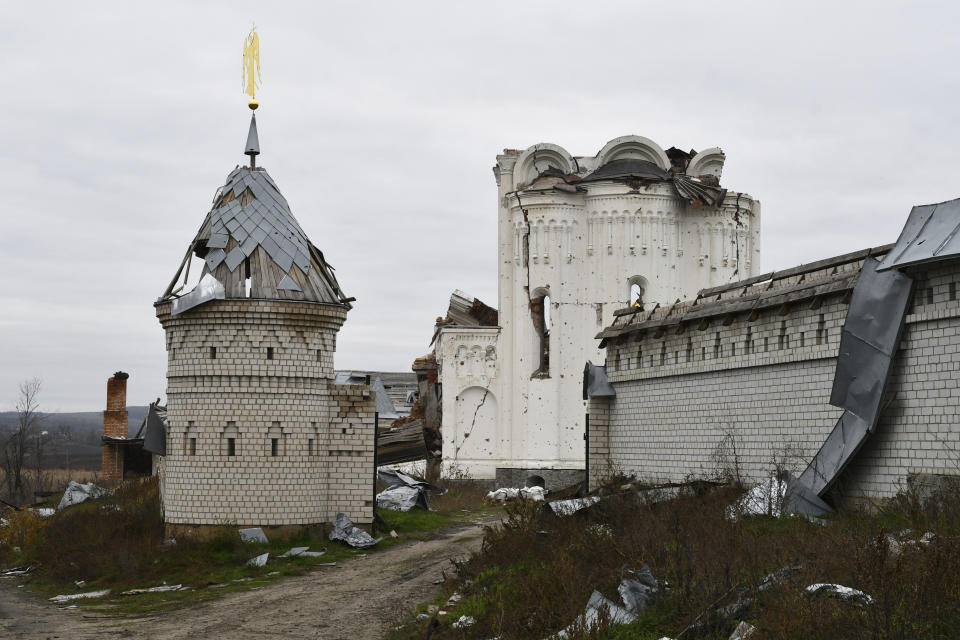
[2, 1, 958, 409]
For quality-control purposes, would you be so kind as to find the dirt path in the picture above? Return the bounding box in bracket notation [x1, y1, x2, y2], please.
[0, 518, 493, 640]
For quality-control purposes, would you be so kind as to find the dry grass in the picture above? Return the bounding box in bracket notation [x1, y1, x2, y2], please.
[390, 483, 960, 640]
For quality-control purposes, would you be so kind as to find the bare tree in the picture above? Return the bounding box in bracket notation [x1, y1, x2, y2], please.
[3, 378, 43, 502]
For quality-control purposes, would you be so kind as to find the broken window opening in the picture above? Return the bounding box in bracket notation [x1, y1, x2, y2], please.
[615, 348, 621, 371]
[731, 341, 736, 356]
[800, 331, 806, 348]
[778, 321, 786, 350]
[951, 282, 957, 302]
[210, 346, 217, 359]
[308, 438, 314, 456]
[927, 287, 934, 305]
[686, 338, 693, 362]
[244, 257, 252, 298]
[745, 327, 752, 354]
[530, 291, 551, 378]
[713, 333, 721, 359]
[659, 342, 666, 365]
[189, 438, 196, 456]
[638, 344, 644, 368]
[701, 346, 706, 361]
[271, 438, 278, 457]
[817, 315, 825, 345]
[267, 346, 274, 360]
[764, 336, 769, 352]
[227, 438, 236, 456]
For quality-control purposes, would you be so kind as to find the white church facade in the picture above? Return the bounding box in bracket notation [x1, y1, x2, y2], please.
[432, 135, 762, 487]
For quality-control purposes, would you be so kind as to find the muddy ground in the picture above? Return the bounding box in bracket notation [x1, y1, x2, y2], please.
[0, 519, 490, 639]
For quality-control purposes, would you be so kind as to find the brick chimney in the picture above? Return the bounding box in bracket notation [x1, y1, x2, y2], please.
[101, 371, 129, 484]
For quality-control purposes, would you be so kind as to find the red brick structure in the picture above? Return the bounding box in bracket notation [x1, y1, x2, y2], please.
[101, 371, 129, 484]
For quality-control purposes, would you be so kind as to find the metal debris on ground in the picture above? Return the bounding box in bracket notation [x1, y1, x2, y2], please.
[452, 615, 476, 629]
[278, 546, 310, 558]
[238, 527, 269, 543]
[120, 584, 184, 595]
[247, 553, 269, 567]
[729, 620, 758, 639]
[805, 583, 874, 605]
[329, 512, 381, 549]
[49, 589, 111, 603]
[548, 496, 601, 516]
[0, 565, 35, 577]
[618, 564, 658, 614]
[727, 474, 831, 520]
[376, 469, 442, 512]
[57, 481, 111, 511]
[486, 486, 547, 502]
[885, 530, 934, 556]
[554, 590, 638, 638]
[30, 507, 55, 518]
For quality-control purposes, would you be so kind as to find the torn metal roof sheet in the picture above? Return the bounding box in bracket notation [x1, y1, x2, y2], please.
[877, 197, 960, 271]
[583, 361, 615, 399]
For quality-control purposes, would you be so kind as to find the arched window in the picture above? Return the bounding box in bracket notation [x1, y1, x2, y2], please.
[530, 288, 551, 378]
[627, 276, 647, 308]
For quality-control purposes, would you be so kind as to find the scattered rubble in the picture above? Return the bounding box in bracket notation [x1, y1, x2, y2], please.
[247, 553, 269, 567]
[120, 584, 184, 595]
[729, 620, 757, 639]
[486, 486, 547, 502]
[49, 589, 111, 603]
[57, 481, 111, 511]
[30, 507, 55, 518]
[885, 530, 934, 556]
[805, 583, 874, 605]
[548, 496, 600, 516]
[376, 469, 441, 512]
[554, 565, 659, 637]
[452, 615, 476, 628]
[238, 527, 269, 543]
[0, 565, 35, 578]
[329, 513, 381, 549]
[618, 564, 659, 613]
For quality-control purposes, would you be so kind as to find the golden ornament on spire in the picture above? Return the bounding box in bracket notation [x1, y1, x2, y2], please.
[242, 27, 261, 110]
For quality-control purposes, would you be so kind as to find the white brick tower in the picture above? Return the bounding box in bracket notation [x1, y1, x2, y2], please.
[155, 114, 375, 527]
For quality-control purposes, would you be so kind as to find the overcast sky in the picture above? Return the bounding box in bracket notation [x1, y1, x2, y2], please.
[2, 1, 958, 411]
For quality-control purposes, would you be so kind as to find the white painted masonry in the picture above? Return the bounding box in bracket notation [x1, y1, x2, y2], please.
[438, 137, 761, 483]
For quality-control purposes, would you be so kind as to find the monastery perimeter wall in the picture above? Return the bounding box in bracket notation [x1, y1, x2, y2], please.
[590, 258, 960, 501]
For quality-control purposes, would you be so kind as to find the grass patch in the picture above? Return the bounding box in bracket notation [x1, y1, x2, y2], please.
[388, 483, 960, 640]
[0, 476, 489, 616]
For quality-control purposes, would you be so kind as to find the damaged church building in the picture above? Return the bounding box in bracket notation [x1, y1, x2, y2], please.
[149, 111, 377, 528]
[590, 199, 960, 507]
[419, 136, 762, 489]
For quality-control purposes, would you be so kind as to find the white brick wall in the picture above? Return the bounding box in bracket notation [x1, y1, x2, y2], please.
[591, 261, 960, 500]
[156, 299, 375, 526]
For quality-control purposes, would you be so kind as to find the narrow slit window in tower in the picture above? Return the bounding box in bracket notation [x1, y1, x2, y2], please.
[267, 347, 274, 360]
[210, 346, 217, 359]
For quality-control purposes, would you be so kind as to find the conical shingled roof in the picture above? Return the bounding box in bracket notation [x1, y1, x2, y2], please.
[160, 165, 349, 307]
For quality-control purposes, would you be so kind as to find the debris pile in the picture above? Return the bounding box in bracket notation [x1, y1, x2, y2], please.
[376, 469, 441, 512]
[486, 486, 547, 502]
[329, 513, 381, 549]
[57, 481, 111, 511]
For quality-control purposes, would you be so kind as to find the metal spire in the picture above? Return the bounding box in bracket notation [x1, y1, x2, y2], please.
[245, 112, 260, 169]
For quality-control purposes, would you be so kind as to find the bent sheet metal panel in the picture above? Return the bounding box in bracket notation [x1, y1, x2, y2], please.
[877, 198, 960, 271]
[797, 258, 913, 497]
[829, 257, 913, 427]
[171, 273, 226, 316]
[583, 361, 616, 399]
